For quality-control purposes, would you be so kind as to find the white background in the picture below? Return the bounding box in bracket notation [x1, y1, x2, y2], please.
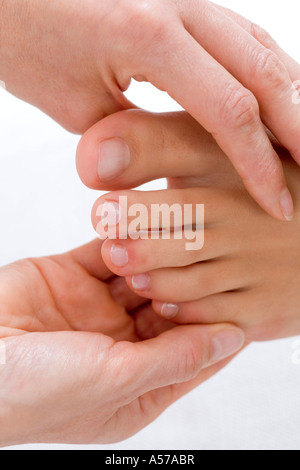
[1, 0, 300, 451]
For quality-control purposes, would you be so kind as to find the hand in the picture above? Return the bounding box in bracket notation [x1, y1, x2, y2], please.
[77, 109, 300, 342]
[2, 1, 300, 220]
[0, 239, 244, 446]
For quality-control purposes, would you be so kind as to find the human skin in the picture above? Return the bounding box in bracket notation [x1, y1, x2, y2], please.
[0, 239, 244, 446]
[76, 109, 300, 343]
[1, 1, 300, 220]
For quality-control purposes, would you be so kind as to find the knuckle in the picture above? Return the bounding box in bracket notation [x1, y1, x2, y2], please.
[180, 341, 204, 381]
[251, 47, 288, 89]
[250, 23, 275, 49]
[119, 0, 168, 42]
[110, 0, 175, 78]
[220, 86, 259, 130]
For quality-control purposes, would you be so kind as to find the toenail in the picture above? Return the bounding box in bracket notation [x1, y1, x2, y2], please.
[110, 244, 129, 267]
[98, 138, 130, 181]
[161, 303, 179, 319]
[132, 273, 151, 291]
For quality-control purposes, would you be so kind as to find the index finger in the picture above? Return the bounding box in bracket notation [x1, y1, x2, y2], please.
[141, 27, 293, 221]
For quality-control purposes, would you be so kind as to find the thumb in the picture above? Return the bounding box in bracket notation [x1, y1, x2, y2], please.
[122, 323, 245, 400]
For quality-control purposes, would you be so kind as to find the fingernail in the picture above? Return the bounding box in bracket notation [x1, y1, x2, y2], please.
[110, 244, 128, 267]
[132, 273, 151, 291]
[161, 303, 179, 319]
[211, 329, 245, 363]
[280, 188, 294, 221]
[98, 138, 130, 181]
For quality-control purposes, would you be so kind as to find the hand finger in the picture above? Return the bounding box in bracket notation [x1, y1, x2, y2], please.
[76, 109, 224, 190]
[120, 323, 245, 400]
[102, 352, 240, 442]
[139, 352, 241, 422]
[182, 2, 300, 170]
[143, 26, 291, 221]
[214, 3, 300, 82]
